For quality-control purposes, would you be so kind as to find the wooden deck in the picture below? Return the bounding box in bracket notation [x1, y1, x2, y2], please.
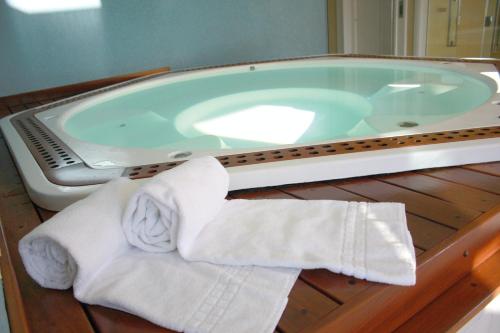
[0, 73, 499, 333]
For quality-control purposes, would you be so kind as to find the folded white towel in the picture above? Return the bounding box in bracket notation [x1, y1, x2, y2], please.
[19, 178, 299, 333]
[123, 157, 416, 286]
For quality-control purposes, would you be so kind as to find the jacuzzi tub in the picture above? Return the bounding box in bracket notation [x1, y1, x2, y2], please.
[2, 56, 500, 210]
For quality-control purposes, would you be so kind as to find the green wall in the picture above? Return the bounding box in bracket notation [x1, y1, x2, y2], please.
[0, 0, 328, 96]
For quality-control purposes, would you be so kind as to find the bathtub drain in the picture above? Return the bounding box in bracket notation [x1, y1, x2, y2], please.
[398, 121, 419, 128]
[170, 151, 192, 159]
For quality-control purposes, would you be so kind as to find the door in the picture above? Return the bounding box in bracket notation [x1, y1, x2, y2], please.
[426, 0, 496, 57]
[331, 0, 408, 55]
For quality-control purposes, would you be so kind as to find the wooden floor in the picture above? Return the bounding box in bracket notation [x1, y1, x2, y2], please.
[0, 83, 499, 333]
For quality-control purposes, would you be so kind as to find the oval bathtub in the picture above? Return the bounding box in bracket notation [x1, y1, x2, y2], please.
[2, 56, 500, 210]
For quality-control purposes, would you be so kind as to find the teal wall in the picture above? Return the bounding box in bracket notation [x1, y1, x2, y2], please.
[0, 0, 328, 97]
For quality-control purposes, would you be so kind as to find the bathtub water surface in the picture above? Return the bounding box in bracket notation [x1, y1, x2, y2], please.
[63, 62, 492, 151]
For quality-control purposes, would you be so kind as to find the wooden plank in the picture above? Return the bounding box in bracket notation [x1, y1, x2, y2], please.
[280, 182, 368, 201]
[278, 279, 340, 333]
[283, 182, 455, 250]
[24, 102, 42, 109]
[0, 138, 25, 197]
[394, 250, 500, 333]
[420, 168, 500, 195]
[230, 188, 295, 200]
[0, 195, 94, 333]
[462, 162, 500, 177]
[20, 95, 36, 105]
[406, 214, 455, 250]
[0, 138, 94, 333]
[0, 66, 170, 107]
[85, 305, 173, 333]
[335, 178, 481, 229]
[1, 95, 22, 107]
[300, 270, 373, 304]
[33, 92, 50, 103]
[8, 104, 26, 113]
[377, 172, 500, 212]
[0, 104, 11, 118]
[301, 205, 500, 333]
[0, 221, 30, 333]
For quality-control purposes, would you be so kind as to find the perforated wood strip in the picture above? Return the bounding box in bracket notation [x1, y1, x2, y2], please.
[124, 126, 500, 180]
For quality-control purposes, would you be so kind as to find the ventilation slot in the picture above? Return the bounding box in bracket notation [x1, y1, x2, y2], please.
[14, 117, 80, 170]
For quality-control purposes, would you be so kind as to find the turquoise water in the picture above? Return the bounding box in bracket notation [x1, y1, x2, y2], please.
[64, 63, 494, 151]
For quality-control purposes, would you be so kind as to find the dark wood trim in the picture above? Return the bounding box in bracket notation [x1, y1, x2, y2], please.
[0, 220, 29, 333]
[0, 137, 94, 333]
[0, 66, 170, 108]
[394, 250, 500, 332]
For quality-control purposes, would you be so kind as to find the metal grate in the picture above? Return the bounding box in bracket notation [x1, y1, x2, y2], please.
[14, 117, 81, 170]
[123, 126, 500, 180]
[12, 114, 124, 186]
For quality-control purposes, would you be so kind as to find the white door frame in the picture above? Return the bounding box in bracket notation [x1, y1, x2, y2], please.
[393, 0, 409, 56]
[341, 0, 355, 53]
[414, 0, 429, 56]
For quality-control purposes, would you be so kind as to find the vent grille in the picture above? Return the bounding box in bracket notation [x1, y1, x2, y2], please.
[14, 117, 81, 170]
[124, 126, 500, 180]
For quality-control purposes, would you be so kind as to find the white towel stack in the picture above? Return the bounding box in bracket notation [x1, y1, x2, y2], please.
[20, 156, 416, 333]
[19, 177, 299, 333]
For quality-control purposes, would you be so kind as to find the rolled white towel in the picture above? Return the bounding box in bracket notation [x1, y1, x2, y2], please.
[122, 156, 229, 253]
[19, 178, 139, 290]
[122, 157, 416, 286]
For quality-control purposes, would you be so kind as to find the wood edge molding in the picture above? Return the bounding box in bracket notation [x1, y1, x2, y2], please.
[0, 66, 171, 104]
[395, 251, 500, 332]
[449, 286, 500, 332]
[0, 219, 29, 333]
[301, 204, 500, 333]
